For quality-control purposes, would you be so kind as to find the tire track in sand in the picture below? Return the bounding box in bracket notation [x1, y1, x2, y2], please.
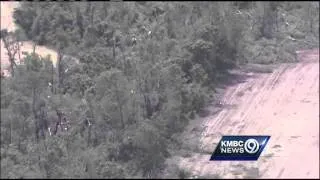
[178, 49, 319, 178]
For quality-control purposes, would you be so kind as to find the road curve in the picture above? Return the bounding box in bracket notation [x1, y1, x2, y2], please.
[178, 49, 319, 178]
[1, 2, 58, 75]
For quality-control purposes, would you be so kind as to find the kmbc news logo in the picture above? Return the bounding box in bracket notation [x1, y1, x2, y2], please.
[210, 136, 270, 161]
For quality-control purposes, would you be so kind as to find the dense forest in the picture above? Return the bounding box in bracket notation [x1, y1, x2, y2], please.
[1, 2, 319, 178]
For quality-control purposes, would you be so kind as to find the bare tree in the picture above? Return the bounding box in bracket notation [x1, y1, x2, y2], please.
[1, 29, 22, 77]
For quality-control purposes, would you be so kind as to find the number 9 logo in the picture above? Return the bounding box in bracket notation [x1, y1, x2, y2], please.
[244, 138, 260, 154]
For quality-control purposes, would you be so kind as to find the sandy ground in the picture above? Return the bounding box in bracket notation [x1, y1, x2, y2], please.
[177, 49, 319, 178]
[1, 2, 58, 75]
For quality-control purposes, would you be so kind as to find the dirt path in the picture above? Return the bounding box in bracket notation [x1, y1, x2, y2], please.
[177, 49, 319, 178]
[1, 2, 58, 75]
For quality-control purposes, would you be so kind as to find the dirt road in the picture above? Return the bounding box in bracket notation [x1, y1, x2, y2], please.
[1, 2, 58, 75]
[177, 49, 319, 178]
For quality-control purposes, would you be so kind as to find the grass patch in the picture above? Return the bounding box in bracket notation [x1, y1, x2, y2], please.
[197, 174, 221, 179]
[178, 169, 191, 179]
[243, 167, 260, 179]
[264, 153, 274, 158]
[243, 64, 275, 74]
[236, 91, 245, 97]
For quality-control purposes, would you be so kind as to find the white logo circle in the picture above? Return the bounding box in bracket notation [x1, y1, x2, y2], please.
[244, 138, 260, 154]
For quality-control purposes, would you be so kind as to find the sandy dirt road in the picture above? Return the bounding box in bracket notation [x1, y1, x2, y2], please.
[1, 2, 58, 75]
[177, 49, 319, 178]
